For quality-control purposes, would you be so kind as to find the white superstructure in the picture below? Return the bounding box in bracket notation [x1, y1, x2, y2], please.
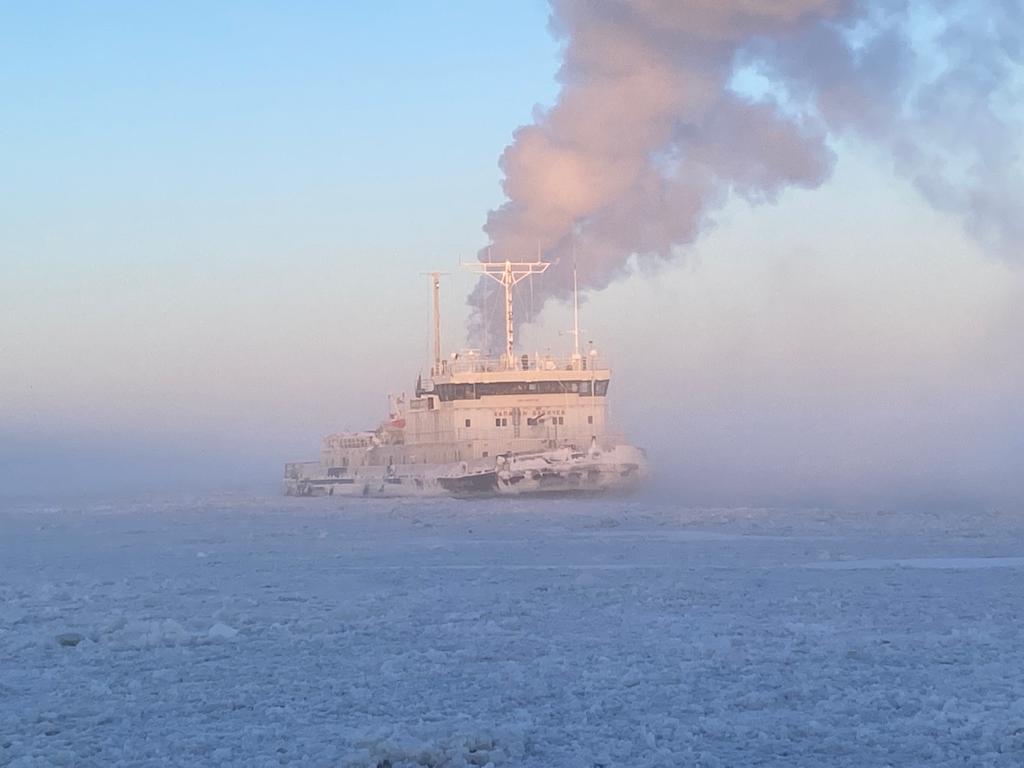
[283, 260, 649, 497]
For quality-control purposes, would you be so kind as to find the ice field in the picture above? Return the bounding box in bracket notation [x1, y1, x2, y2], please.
[2, 494, 1023, 767]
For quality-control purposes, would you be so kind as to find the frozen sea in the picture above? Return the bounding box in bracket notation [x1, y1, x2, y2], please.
[1, 494, 1023, 767]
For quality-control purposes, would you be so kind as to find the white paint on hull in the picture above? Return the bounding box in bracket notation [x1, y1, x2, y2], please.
[284, 444, 648, 498]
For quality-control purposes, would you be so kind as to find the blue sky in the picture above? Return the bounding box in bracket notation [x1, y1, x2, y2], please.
[1, 2, 1021, 504]
[2, 2, 556, 267]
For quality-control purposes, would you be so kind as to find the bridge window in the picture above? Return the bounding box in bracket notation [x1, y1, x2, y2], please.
[465, 418, 471, 428]
[435, 379, 611, 401]
[588, 415, 594, 424]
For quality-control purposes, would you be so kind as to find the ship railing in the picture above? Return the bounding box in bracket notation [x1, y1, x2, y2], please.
[432, 354, 608, 377]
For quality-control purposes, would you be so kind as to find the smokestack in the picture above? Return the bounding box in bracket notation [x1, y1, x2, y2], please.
[469, 0, 1023, 344]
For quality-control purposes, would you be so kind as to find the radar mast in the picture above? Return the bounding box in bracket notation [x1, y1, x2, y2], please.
[463, 257, 549, 369]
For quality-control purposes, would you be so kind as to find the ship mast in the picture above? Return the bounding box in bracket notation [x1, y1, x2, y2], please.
[421, 270, 449, 375]
[431, 271, 442, 372]
[464, 257, 549, 369]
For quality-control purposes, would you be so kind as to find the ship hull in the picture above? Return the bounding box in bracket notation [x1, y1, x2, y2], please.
[284, 445, 648, 499]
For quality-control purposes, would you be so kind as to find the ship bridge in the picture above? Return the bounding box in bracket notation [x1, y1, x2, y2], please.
[399, 350, 614, 462]
[425, 353, 610, 399]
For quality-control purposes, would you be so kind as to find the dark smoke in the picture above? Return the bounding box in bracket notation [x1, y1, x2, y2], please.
[469, 0, 1023, 345]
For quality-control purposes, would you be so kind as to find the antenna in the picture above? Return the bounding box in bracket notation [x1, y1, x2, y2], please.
[571, 241, 581, 360]
[463, 256, 549, 369]
[484, 249, 492, 355]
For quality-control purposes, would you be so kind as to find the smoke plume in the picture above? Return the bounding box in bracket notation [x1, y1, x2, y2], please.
[469, 0, 1023, 346]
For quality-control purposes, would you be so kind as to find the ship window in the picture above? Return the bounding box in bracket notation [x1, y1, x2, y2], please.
[587, 415, 594, 424]
[495, 418, 501, 427]
[465, 419, 471, 428]
[482, 451, 489, 458]
[527, 417, 537, 426]
[436, 379, 611, 401]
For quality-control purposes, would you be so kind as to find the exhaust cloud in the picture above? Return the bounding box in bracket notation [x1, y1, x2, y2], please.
[470, 0, 1023, 344]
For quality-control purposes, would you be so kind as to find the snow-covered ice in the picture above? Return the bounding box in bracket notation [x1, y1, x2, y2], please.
[1, 494, 1023, 767]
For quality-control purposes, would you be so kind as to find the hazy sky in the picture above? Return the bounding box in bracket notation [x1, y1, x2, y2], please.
[2, 2, 1021, 505]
